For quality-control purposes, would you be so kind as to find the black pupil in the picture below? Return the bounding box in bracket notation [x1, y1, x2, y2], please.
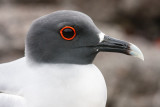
[62, 28, 74, 38]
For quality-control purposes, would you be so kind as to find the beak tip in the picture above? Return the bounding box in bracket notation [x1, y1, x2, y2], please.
[129, 43, 144, 61]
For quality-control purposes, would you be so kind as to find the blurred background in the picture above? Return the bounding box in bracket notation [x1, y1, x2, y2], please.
[0, 0, 160, 107]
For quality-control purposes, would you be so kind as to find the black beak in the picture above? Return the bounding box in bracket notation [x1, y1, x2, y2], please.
[97, 34, 144, 60]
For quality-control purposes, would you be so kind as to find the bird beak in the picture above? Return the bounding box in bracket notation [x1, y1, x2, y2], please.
[97, 33, 144, 60]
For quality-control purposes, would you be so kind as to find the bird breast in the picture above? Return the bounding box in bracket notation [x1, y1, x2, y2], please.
[24, 64, 107, 107]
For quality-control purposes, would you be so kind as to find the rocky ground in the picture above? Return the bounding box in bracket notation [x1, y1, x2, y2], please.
[0, 4, 160, 107]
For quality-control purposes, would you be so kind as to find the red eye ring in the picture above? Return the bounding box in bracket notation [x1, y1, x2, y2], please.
[60, 26, 76, 40]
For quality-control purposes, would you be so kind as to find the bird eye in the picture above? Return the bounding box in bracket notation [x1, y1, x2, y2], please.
[60, 26, 76, 40]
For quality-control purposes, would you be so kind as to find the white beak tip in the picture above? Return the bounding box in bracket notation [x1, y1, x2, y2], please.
[129, 43, 144, 61]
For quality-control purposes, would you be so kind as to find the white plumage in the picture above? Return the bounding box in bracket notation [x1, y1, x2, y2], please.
[0, 58, 107, 107]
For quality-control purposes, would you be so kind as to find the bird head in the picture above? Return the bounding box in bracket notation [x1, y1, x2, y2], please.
[26, 10, 144, 64]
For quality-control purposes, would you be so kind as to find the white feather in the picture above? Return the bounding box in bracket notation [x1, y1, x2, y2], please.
[0, 57, 107, 107]
[98, 32, 105, 43]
